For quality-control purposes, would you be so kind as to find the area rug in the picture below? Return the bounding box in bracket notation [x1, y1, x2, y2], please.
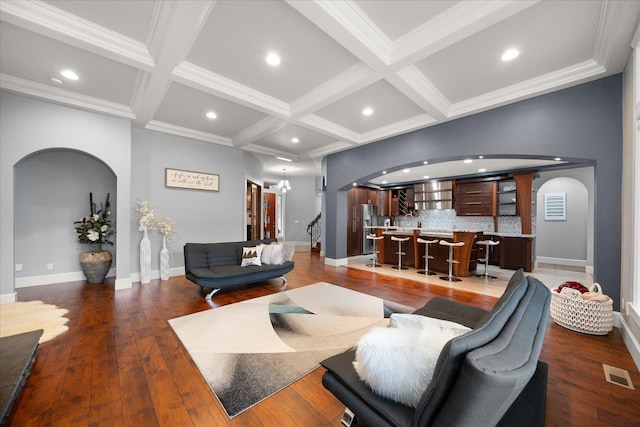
[0, 300, 69, 343]
[168, 282, 411, 418]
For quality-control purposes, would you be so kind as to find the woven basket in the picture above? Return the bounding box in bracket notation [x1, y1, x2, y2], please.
[550, 283, 613, 335]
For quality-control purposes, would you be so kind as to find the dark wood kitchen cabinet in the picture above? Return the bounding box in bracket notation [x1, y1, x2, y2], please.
[455, 181, 497, 216]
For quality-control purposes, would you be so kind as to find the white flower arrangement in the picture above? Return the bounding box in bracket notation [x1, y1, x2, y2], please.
[157, 217, 176, 242]
[136, 200, 155, 231]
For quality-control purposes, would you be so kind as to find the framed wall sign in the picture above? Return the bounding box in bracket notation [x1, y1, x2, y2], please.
[165, 168, 219, 191]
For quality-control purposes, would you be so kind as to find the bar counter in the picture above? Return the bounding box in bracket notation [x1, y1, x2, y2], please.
[364, 226, 534, 273]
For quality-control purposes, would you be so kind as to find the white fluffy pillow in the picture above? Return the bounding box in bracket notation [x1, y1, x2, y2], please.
[261, 244, 274, 265]
[282, 243, 295, 262]
[352, 315, 470, 408]
[270, 243, 283, 265]
[241, 245, 264, 267]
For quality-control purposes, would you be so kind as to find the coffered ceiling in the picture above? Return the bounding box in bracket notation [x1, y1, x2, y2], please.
[1, 1, 639, 179]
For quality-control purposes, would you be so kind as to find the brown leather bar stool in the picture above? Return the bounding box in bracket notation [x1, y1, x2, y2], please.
[366, 234, 384, 267]
[439, 240, 465, 282]
[391, 236, 410, 270]
[416, 238, 438, 275]
[475, 239, 500, 278]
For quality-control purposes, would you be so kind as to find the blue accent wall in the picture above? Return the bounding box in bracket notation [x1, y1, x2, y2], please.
[324, 75, 622, 307]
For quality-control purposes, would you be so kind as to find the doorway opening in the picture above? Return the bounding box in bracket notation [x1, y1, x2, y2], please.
[246, 180, 262, 240]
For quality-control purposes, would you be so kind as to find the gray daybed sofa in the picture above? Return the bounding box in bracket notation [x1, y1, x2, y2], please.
[184, 239, 294, 300]
[321, 269, 551, 427]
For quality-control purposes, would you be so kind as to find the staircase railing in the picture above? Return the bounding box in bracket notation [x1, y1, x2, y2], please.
[307, 213, 321, 249]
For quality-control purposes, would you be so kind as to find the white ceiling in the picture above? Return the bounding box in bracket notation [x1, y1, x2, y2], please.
[1, 0, 638, 182]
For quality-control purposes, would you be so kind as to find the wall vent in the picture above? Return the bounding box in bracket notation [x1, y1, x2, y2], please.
[544, 192, 566, 221]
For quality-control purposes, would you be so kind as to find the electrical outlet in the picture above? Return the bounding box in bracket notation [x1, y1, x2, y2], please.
[47, 263, 53, 270]
[15, 263, 22, 272]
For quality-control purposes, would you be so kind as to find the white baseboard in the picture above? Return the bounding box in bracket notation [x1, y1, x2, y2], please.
[325, 257, 348, 267]
[536, 256, 587, 268]
[115, 278, 132, 290]
[15, 268, 116, 288]
[130, 267, 185, 284]
[616, 311, 640, 372]
[0, 292, 17, 305]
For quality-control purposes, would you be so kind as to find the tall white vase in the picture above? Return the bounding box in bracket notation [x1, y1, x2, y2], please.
[140, 226, 151, 284]
[160, 236, 170, 281]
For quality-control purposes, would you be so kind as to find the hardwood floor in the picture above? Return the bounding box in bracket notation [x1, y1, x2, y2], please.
[5, 252, 640, 426]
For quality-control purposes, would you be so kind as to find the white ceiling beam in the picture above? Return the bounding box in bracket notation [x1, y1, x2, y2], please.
[0, 0, 155, 71]
[389, 1, 541, 69]
[132, 1, 216, 126]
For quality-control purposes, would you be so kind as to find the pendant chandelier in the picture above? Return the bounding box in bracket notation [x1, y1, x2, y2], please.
[277, 169, 291, 193]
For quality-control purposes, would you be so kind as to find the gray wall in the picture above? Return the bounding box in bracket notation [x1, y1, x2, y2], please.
[131, 128, 257, 273]
[0, 92, 264, 301]
[535, 167, 594, 269]
[1, 92, 132, 299]
[284, 175, 321, 243]
[14, 150, 117, 278]
[323, 75, 623, 308]
[536, 175, 588, 264]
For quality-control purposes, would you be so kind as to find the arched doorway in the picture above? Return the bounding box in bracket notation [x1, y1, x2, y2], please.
[535, 171, 593, 273]
[14, 149, 117, 286]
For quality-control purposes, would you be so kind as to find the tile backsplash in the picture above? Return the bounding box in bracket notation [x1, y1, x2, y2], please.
[394, 209, 536, 234]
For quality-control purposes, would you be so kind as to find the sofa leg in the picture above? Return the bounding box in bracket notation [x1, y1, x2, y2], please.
[281, 276, 288, 290]
[340, 408, 355, 426]
[204, 288, 220, 300]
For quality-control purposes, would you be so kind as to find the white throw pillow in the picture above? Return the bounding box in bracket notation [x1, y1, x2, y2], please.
[261, 244, 274, 265]
[241, 245, 263, 267]
[282, 243, 295, 262]
[270, 243, 283, 265]
[352, 315, 470, 408]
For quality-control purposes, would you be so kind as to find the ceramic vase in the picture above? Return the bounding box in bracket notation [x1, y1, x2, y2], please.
[140, 226, 151, 284]
[160, 236, 169, 281]
[80, 243, 112, 283]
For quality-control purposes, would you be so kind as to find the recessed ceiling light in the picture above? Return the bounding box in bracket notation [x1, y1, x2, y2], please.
[423, 161, 429, 165]
[382, 180, 387, 184]
[266, 52, 281, 66]
[61, 69, 79, 80]
[463, 159, 472, 164]
[478, 155, 484, 159]
[382, 170, 387, 174]
[206, 111, 217, 120]
[501, 48, 519, 62]
[362, 107, 373, 116]
[353, 182, 357, 186]
[276, 156, 292, 162]
[49, 77, 63, 85]
[291, 137, 299, 143]
[479, 168, 487, 172]
[403, 168, 410, 173]
[554, 157, 563, 161]
[423, 175, 430, 179]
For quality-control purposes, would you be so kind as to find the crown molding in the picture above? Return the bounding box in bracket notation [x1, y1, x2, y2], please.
[450, 60, 605, 118]
[172, 61, 290, 118]
[145, 120, 233, 146]
[0, 0, 155, 71]
[360, 114, 436, 145]
[0, 73, 135, 119]
[297, 114, 361, 143]
[593, 0, 626, 68]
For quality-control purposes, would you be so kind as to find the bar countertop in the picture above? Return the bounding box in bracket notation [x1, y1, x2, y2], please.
[364, 226, 535, 238]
